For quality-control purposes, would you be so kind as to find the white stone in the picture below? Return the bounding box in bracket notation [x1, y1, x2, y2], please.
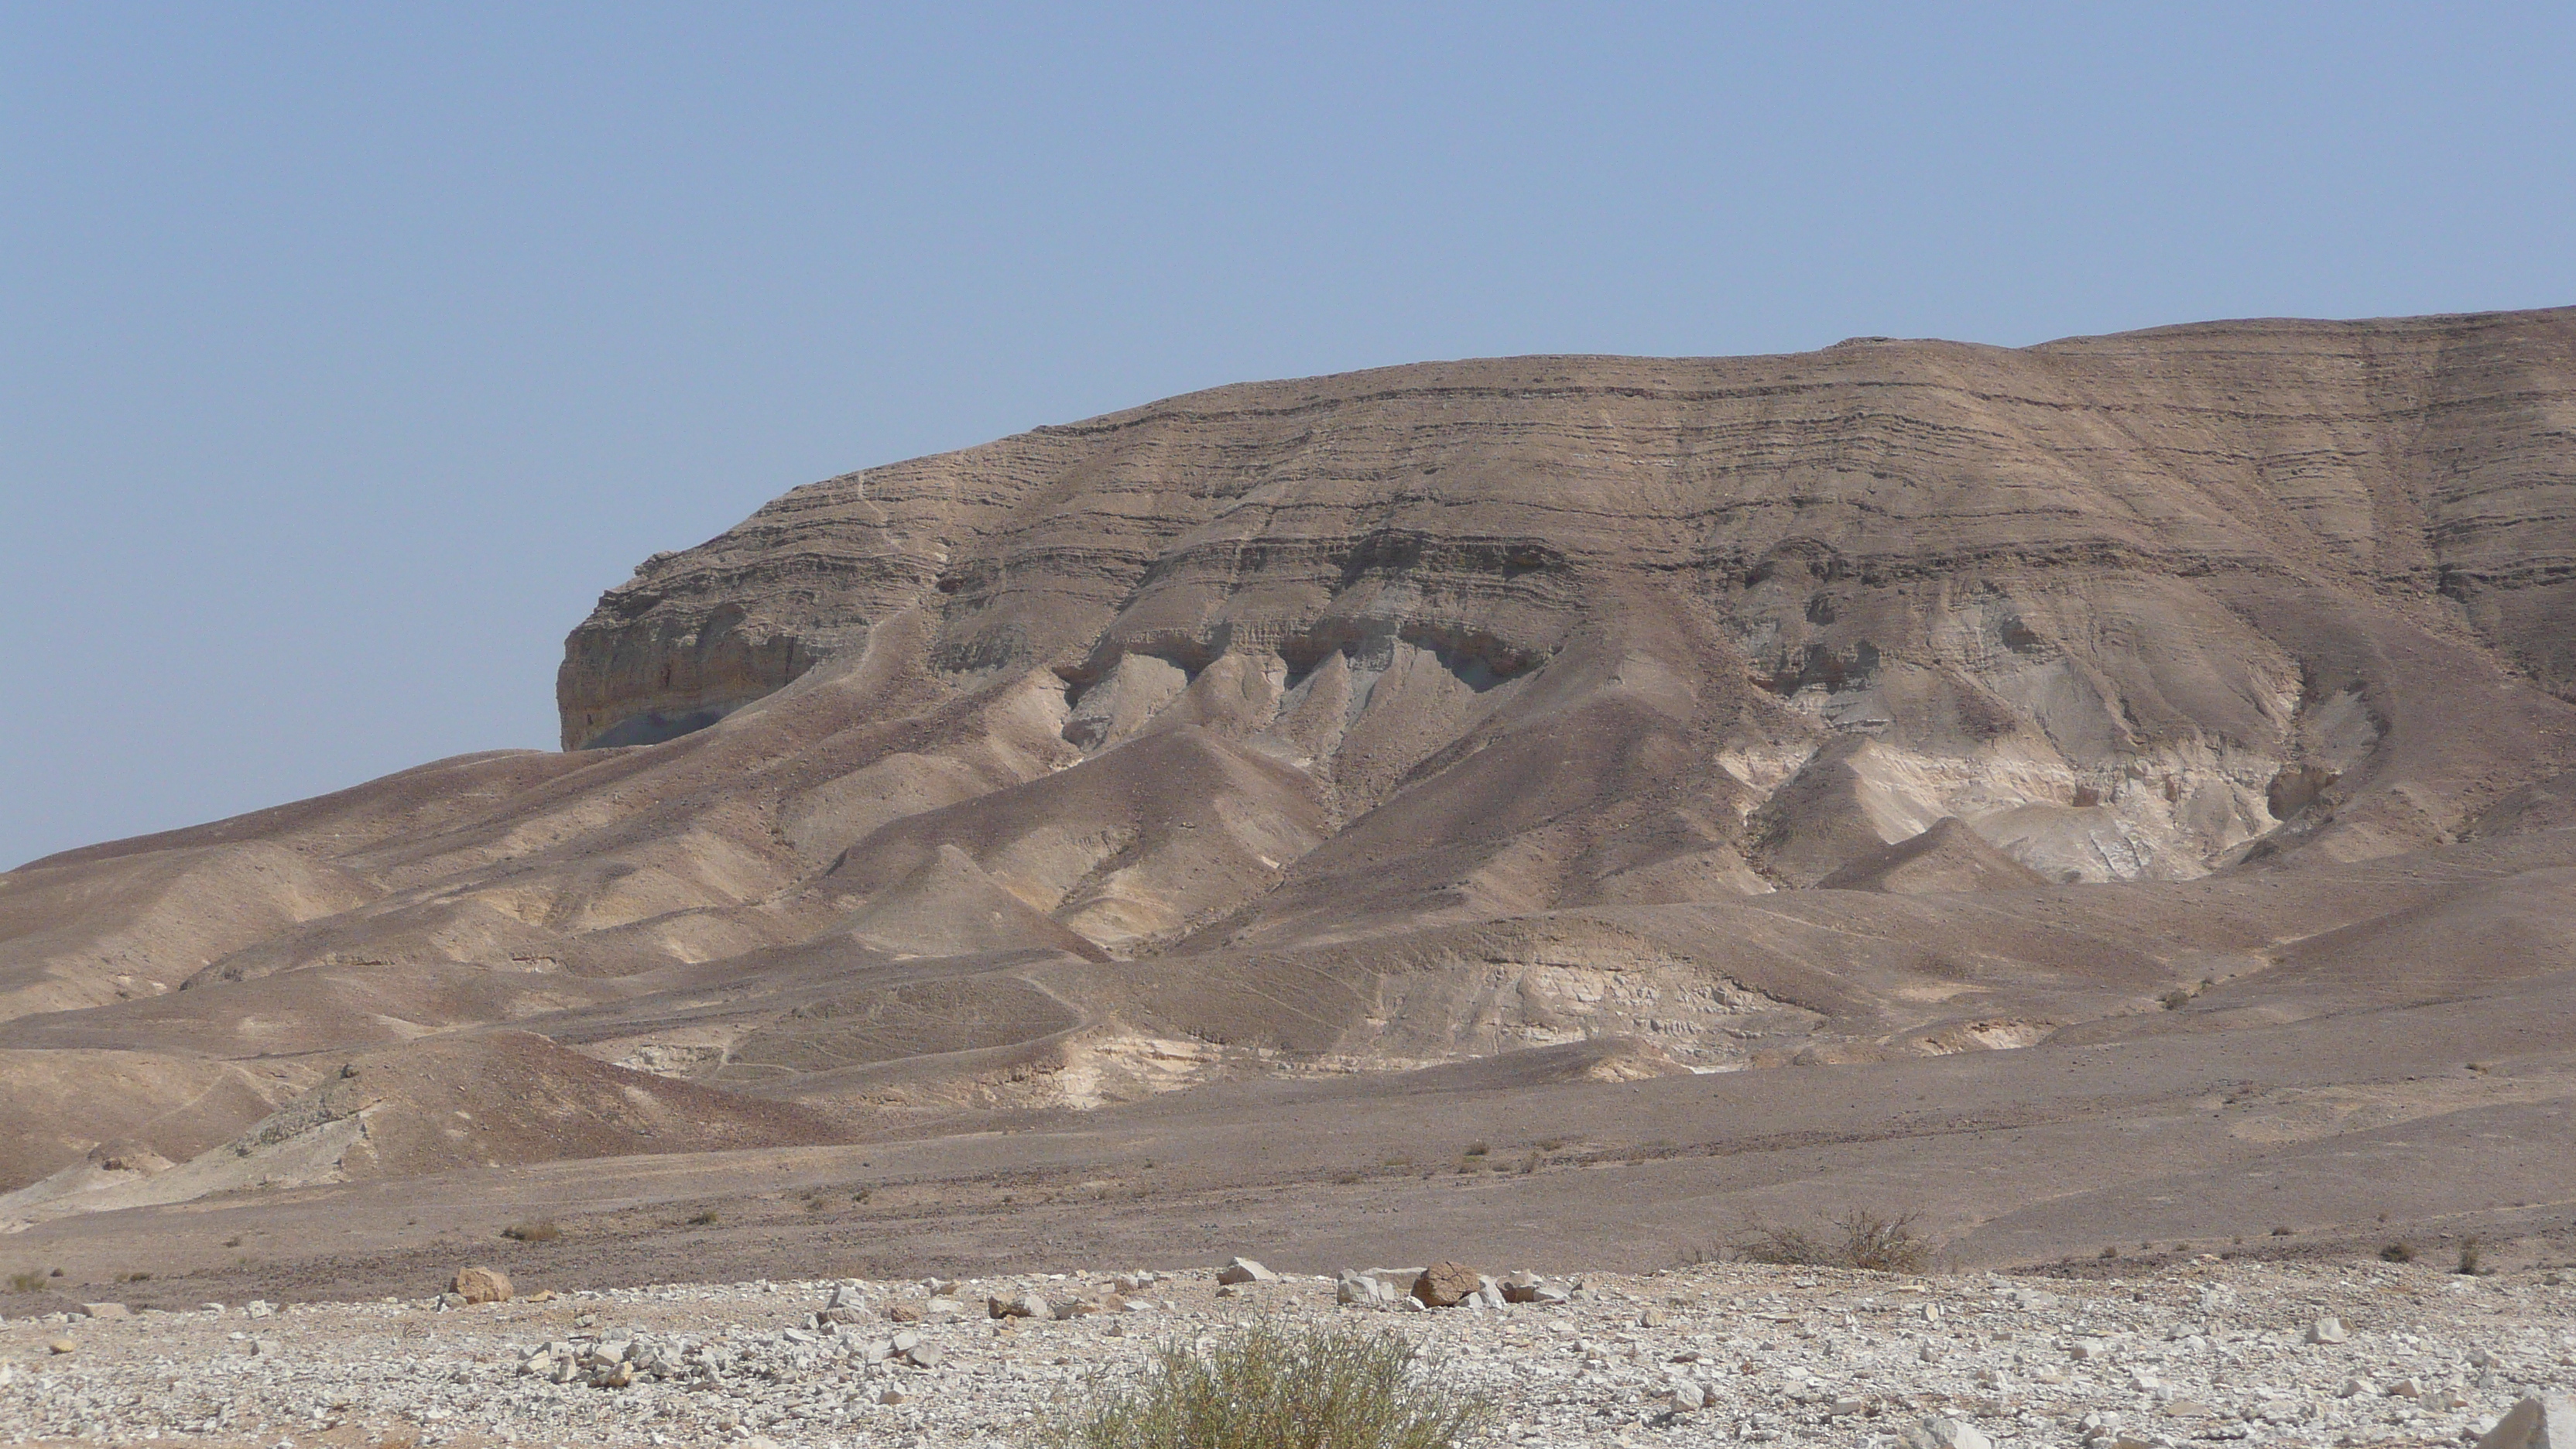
[1215, 1257, 1278, 1286]
[1904, 1414, 1993, 1449]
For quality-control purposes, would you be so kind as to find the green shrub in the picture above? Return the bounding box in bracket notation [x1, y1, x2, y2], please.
[1032, 1322, 1492, 1449]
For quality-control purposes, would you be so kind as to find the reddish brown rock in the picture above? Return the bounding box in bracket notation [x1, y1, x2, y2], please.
[1411, 1262, 1481, 1308]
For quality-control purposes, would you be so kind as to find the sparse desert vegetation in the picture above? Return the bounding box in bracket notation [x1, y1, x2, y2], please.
[1725, 1208, 1936, 1273]
[1032, 1321, 1492, 1449]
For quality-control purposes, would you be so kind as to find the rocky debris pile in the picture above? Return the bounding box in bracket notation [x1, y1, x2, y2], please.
[0, 1257, 2569, 1446]
[1335, 1262, 1570, 1310]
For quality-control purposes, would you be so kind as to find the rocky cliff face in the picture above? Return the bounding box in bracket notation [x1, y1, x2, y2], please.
[559, 307, 2576, 888]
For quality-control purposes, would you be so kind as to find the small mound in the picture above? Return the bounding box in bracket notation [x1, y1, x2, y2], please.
[1, 1030, 840, 1222]
[1814, 817, 2048, 895]
[1377, 1036, 1694, 1094]
[0, 1048, 300, 1191]
[841, 844, 1109, 961]
[2468, 769, 2576, 838]
[308, 1031, 844, 1177]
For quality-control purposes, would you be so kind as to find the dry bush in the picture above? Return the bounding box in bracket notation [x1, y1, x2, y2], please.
[1031, 1322, 1492, 1449]
[502, 1221, 560, 1242]
[1728, 1208, 1935, 1273]
[686, 1208, 721, 1227]
[2380, 1242, 2417, 1263]
[6, 1270, 43, 1293]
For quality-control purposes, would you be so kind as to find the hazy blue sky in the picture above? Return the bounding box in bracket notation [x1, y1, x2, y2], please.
[7, 4, 2574, 868]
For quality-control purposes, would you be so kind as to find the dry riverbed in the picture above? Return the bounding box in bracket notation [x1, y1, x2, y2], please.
[1, 1256, 2571, 1447]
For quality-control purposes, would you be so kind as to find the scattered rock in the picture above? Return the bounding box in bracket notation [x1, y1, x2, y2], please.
[79, 1302, 130, 1320]
[0, 1259, 2550, 1445]
[451, 1266, 512, 1304]
[2305, 1317, 2347, 1344]
[46, 1340, 73, 1355]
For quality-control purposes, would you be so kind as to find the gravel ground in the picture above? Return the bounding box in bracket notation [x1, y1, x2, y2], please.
[0, 1256, 2569, 1447]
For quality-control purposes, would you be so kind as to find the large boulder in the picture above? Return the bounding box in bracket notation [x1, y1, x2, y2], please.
[451, 1266, 512, 1303]
[2477, 1396, 2576, 1449]
[1410, 1262, 1481, 1308]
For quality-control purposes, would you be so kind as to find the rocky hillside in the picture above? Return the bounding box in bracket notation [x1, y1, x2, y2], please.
[4, 308, 2574, 1253]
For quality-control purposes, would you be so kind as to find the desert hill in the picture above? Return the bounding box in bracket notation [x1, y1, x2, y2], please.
[5, 307, 2575, 1283]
